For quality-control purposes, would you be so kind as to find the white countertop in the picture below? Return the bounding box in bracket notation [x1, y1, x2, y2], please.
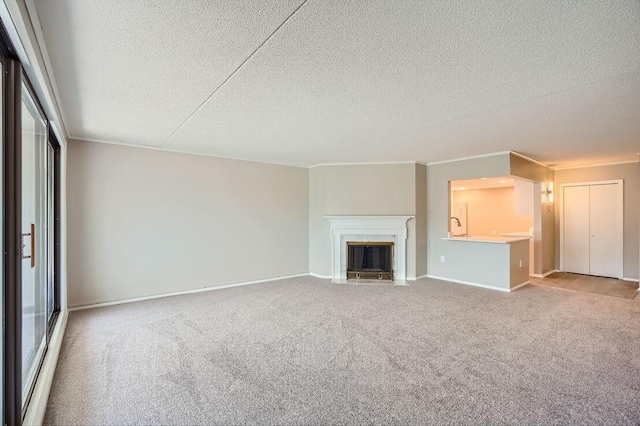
[442, 235, 532, 244]
[502, 231, 533, 237]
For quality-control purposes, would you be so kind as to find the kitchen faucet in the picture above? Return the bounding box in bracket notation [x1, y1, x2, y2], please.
[451, 216, 462, 227]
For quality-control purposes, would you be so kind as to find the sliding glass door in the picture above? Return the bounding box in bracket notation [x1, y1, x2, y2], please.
[0, 57, 4, 423]
[20, 82, 49, 409]
[2, 23, 61, 423]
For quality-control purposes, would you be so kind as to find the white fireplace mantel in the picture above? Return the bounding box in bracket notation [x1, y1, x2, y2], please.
[324, 215, 414, 283]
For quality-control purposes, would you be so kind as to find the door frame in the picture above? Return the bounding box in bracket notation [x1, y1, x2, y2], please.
[559, 179, 624, 279]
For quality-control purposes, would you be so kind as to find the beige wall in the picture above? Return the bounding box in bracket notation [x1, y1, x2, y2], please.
[509, 241, 530, 288]
[415, 164, 428, 277]
[555, 162, 639, 280]
[432, 240, 511, 289]
[308, 163, 418, 278]
[510, 154, 556, 275]
[67, 140, 309, 307]
[452, 187, 533, 236]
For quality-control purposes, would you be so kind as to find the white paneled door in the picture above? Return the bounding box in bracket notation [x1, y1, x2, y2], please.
[562, 182, 622, 279]
[589, 184, 620, 277]
[563, 185, 590, 275]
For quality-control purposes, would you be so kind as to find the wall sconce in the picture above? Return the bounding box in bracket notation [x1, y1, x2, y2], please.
[543, 182, 553, 211]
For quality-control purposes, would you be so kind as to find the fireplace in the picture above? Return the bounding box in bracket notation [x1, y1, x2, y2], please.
[324, 215, 413, 284]
[347, 242, 394, 280]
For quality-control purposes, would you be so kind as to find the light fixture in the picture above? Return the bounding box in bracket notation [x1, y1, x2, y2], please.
[543, 182, 553, 211]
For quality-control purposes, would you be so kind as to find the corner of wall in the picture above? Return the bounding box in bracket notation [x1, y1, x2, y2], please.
[415, 163, 428, 277]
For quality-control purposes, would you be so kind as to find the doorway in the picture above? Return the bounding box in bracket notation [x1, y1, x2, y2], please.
[560, 180, 623, 279]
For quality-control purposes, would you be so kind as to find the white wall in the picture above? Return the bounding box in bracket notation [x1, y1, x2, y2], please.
[309, 163, 418, 278]
[66, 140, 309, 307]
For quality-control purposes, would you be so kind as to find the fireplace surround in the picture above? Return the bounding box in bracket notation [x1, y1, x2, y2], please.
[324, 216, 413, 284]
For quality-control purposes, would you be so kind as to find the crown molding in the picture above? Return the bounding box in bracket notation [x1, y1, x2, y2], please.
[309, 161, 420, 168]
[69, 136, 309, 169]
[426, 151, 511, 166]
[552, 158, 640, 171]
[509, 150, 550, 168]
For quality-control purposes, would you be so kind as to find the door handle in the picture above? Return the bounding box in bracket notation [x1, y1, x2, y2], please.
[21, 223, 35, 268]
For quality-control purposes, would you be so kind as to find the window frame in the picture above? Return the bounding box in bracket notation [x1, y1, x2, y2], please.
[1, 16, 62, 424]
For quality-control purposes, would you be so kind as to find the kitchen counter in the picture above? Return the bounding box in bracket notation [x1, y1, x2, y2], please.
[442, 235, 531, 244]
[502, 231, 533, 238]
[436, 236, 530, 292]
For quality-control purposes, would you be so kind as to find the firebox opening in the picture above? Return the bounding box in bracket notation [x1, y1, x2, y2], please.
[347, 242, 394, 280]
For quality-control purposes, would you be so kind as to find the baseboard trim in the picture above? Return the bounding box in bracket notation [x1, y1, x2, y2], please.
[530, 270, 558, 279]
[510, 281, 530, 292]
[415, 274, 429, 280]
[622, 277, 639, 283]
[309, 273, 331, 279]
[69, 273, 309, 311]
[425, 275, 510, 293]
[23, 310, 68, 425]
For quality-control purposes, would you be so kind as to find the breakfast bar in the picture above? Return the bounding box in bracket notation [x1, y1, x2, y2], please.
[439, 235, 531, 292]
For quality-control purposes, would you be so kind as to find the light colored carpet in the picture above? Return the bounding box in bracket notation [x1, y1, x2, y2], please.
[44, 276, 640, 425]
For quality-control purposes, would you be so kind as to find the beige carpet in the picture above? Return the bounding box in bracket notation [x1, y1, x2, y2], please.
[44, 276, 640, 425]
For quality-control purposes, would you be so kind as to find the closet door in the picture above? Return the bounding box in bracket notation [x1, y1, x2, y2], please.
[563, 185, 590, 275]
[589, 184, 618, 278]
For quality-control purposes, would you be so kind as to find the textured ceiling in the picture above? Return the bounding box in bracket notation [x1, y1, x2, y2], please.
[34, 0, 640, 168]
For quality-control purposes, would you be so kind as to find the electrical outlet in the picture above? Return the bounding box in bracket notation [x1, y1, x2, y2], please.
[519, 260, 522, 267]
[492, 230, 496, 235]
[440, 256, 445, 263]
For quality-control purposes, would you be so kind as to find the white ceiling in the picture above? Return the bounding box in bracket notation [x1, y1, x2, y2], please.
[33, 0, 640, 168]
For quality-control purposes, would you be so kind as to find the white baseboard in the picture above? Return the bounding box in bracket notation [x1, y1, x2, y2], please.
[425, 274, 510, 293]
[530, 270, 558, 278]
[69, 273, 309, 311]
[309, 273, 331, 279]
[622, 277, 639, 283]
[510, 281, 530, 291]
[23, 310, 68, 426]
[415, 274, 429, 280]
